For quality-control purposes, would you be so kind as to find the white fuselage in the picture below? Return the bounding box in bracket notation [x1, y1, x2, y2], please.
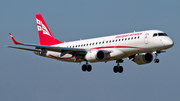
[42, 30, 173, 63]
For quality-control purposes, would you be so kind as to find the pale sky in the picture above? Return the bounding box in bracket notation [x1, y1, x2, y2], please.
[1, 0, 180, 101]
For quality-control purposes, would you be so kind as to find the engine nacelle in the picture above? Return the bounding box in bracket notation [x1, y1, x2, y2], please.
[85, 50, 106, 63]
[133, 53, 153, 65]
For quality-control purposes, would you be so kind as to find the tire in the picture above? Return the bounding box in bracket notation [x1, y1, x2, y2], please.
[82, 65, 87, 71]
[87, 65, 92, 72]
[113, 66, 118, 73]
[154, 59, 160, 63]
[118, 66, 123, 73]
[154, 59, 156, 63]
[156, 59, 159, 63]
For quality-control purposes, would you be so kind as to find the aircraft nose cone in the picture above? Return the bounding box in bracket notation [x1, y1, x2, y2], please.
[164, 38, 174, 48]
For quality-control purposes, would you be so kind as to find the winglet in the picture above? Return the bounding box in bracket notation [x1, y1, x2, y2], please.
[9, 33, 22, 45]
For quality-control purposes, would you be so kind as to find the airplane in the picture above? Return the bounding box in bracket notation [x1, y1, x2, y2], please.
[7, 14, 174, 73]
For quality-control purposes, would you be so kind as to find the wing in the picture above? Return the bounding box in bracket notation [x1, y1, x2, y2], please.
[7, 33, 88, 55]
[6, 46, 40, 52]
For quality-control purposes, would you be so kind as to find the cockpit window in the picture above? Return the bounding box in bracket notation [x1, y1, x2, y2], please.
[158, 33, 168, 36]
[153, 33, 168, 37]
[153, 33, 157, 37]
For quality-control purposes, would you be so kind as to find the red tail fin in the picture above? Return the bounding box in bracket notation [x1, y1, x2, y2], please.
[36, 14, 63, 46]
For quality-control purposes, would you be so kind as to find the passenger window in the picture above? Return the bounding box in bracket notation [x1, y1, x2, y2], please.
[96, 42, 98, 45]
[87, 44, 88, 46]
[128, 38, 130, 40]
[78, 45, 80, 47]
[131, 37, 133, 40]
[138, 36, 140, 39]
[99, 42, 101, 44]
[109, 40, 111, 43]
[125, 38, 127, 41]
[116, 39, 117, 42]
[106, 41, 108, 43]
[112, 40, 114, 42]
[90, 43, 91, 46]
[119, 39, 121, 41]
[92, 43, 94, 45]
[134, 37, 136, 39]
[122, 39, 124, 41]
[102, 41, 104, 44]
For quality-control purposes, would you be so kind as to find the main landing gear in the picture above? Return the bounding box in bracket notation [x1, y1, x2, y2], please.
[154, 51, 160, 63]
[113, 59, 124, 73]
[81, 60, 124, 73]
[82, 61, 92, 72]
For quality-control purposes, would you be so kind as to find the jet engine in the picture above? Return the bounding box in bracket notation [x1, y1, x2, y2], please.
[85, 50, 106, 63]
[133, 53, 153, 65]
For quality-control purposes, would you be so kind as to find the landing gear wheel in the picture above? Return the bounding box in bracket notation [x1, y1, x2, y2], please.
[82, 63, 92, 72]
[113, 66, 118, 73]
[154, 59, 160, 63]
[113, 66, 123, 73]
[114, 59, 124, 73]
[82, 65, 87, 71]
[87, 65, 92, 72]
[118, 66, 123, 73]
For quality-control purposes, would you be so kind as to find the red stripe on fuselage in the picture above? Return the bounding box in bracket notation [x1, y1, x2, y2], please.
[49, 46, 144, 59]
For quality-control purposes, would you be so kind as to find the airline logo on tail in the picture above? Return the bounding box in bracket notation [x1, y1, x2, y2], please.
[36, 14, 63, 46]
[36, 18, 52, 37]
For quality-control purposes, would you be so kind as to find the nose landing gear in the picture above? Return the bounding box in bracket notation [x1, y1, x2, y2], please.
[154, 51, 160, 63]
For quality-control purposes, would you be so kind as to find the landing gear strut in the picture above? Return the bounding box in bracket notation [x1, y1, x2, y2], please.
[113, 59, 124, 73]
[154, 51, 160, 63]
[82, 61, 92, 72]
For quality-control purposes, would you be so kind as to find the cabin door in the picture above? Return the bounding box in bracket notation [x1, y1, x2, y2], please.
[144, 33, 149, 44]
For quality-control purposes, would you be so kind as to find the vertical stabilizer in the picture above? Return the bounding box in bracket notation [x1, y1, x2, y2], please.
[36, 14, 63, 46]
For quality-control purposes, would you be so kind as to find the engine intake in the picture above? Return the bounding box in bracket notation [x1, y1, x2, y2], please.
[133, 53, 153, 65]
[85, 50, 106, 63]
